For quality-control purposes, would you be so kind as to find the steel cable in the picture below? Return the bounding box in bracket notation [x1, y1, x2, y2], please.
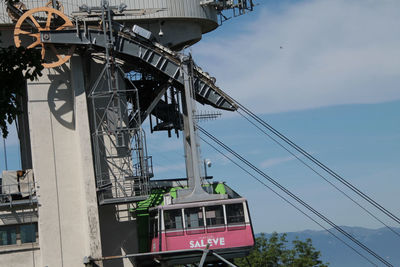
[236, 109, 400, 238]
[229, 99, 400, 226]
[198, 126, 393, 267]
[200, 136, 378, 267]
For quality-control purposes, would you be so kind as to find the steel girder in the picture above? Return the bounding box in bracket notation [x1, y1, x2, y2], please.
[40, 28, 237, 111]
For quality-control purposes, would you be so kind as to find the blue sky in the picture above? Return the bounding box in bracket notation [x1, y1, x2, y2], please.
[1, 0, 400, 236]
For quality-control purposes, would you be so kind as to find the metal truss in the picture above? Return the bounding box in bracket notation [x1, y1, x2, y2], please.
[88, 2, 152, 205]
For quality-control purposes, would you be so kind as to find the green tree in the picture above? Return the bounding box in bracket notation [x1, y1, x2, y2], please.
[234, 232, 329, 267]
[0, 6, 44, 138]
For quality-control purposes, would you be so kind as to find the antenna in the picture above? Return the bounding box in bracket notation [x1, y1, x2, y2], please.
[194, 111, 222, 122]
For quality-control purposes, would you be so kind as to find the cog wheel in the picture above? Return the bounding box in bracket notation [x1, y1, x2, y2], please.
[14, 7, 75, 68]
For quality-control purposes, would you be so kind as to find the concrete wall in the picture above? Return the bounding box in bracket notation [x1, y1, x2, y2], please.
[0, 246, 40, 267]
[27, 57, 102, 267]
[0, 46, 141, 266]
[24, 55, 139, 267]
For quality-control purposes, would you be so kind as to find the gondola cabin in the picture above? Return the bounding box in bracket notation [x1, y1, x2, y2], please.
[136, 182, 254, 263]
[150, 198, 253, 252]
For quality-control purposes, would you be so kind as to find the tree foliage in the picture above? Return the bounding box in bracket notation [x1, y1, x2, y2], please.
[0, 36, 43, 138]
[234, 232, 329, 267]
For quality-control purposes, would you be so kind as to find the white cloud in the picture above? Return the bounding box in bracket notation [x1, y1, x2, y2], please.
[260, 155, 295, 168]
[193, 0, 400, 114]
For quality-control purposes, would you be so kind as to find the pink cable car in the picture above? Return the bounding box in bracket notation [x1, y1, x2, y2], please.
[143, 183, 255, 264]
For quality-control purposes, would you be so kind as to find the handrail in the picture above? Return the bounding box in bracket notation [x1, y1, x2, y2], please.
[0, 181, 37, 208]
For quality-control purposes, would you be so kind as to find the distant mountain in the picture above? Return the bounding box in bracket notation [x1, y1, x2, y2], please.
[261, 226, 400, 267]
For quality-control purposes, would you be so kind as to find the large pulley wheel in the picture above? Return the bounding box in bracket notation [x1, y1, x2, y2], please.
[14, 7, 75, 68]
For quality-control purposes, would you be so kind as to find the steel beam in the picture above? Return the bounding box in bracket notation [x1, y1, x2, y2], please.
[40, 28, 237, 111]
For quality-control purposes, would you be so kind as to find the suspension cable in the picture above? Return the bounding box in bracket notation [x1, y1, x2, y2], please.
[199, 136, 378, 267]
[230, 99, 400, 226]
[236, 109, 400, 238]
[198, 126, 393, 267]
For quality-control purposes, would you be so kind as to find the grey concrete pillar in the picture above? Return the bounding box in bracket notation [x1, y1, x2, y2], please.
[27, 57, 102, 267]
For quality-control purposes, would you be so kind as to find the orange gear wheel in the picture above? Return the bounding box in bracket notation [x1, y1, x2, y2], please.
[14, 7, 75, 68]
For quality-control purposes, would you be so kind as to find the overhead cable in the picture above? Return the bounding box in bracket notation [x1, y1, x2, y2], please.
[230, 99, 400, 226]
[200, 136, 378, 267]
[236, 109, 400, 238]
[198, 126, 393, 267]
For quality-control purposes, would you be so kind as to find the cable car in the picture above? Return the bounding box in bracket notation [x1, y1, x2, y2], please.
[136, 182, 254, 265]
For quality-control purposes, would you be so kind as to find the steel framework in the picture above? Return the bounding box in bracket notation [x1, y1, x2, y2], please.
[87, 3, 153, 205]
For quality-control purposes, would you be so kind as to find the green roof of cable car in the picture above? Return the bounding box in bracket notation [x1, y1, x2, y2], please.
[134, 182, 227, 214]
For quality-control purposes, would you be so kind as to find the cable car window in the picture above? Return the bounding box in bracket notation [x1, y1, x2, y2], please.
[184, 207, 204, 229]
[205, 205, 224, 226]
[226, 203, 245, 224]
[164, 209, 183, 230]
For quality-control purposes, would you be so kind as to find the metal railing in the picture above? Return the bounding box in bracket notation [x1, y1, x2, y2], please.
[0, 181, 37, 208]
